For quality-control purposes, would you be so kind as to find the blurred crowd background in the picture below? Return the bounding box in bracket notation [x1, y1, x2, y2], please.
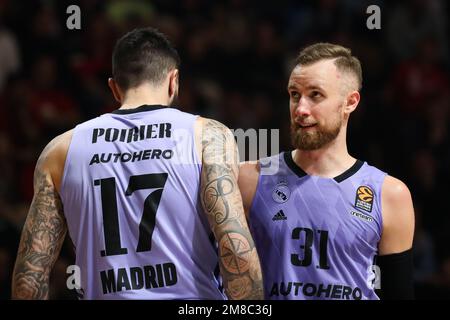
[0, 0, 449, 299]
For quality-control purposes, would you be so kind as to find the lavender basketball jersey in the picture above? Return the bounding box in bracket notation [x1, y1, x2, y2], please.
[60, 105, 225, 299]
[249, 152, 387, 300]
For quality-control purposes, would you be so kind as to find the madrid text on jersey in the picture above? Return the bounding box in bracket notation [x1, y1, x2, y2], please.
[269, 281, 363, 300]
[100, 262, 177, 294]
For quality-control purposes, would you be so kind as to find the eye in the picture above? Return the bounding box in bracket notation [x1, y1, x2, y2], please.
[290, 91, 300, 100]
[310, 91, 322, 99]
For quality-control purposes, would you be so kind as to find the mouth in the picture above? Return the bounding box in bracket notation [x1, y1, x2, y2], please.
[298, 124, 317, 130]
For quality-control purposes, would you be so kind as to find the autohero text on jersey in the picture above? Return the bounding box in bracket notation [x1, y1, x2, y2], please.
[270, 281, 363, 300]
[89, 149, 174, 165]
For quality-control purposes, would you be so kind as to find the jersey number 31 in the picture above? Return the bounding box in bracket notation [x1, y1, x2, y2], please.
[291, 227, 330, 270]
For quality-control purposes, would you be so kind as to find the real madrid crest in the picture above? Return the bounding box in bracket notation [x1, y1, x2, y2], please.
[272, 181, 291, 203]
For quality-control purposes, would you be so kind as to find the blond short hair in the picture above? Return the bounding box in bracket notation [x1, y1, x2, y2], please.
[295, 43, 362, 90]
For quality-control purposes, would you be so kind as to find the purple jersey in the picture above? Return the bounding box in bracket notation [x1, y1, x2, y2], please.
[249, 152, 387, 300]
[60, 105, 225, 300]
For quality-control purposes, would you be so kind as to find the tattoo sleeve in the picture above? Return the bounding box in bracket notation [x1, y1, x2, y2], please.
[200, 119, 263, 300]
[12, 146, 67, 299]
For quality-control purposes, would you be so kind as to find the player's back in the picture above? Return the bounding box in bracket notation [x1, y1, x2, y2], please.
[60, 104, 225, 299]
[249, 152, 387, 300]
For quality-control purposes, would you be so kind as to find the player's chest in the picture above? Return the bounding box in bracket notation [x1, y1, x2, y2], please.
[256, 178, 380, 242]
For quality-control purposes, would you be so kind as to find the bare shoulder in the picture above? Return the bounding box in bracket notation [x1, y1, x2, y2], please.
[194, 117, 234, 161]
[197, 117, 237, 166]
[37, 129, 74, 191]
[381, 175, 414, 225]
[379, 175, 415, 254]
[39, 130, 73, 162]
[382, 175, 412, 203]
[196, 116, 233, 137]
[195, 116, 230, 130]
[238, 161, 260, 217]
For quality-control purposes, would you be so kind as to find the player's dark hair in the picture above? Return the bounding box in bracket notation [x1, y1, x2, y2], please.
[112, 27, 180, 90]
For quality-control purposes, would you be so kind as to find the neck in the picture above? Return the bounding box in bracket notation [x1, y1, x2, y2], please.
[292, 128, 356, 178]
[120, 84, 170, 109]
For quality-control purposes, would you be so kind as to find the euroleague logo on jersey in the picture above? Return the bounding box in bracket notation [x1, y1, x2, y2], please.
[272, 182, 291, 203]
[355, 186, 374, 212]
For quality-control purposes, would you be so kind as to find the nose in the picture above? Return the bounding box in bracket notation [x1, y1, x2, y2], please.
[293, 97, 311, 118]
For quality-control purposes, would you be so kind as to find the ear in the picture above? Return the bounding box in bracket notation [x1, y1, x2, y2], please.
[343, 90, 360, 115]
[168, 69, 179, 98]
[108, 78, 124, 103]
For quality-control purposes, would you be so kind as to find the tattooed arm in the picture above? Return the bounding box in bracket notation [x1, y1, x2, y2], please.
[197, 117, 263, 300]
[12, 133, 70, 299]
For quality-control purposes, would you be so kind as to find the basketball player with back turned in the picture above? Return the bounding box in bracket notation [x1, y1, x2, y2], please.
[12, 28, 263, 300]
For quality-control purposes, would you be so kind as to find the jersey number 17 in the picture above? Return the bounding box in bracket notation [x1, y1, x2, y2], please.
[93, 173, 168, 257]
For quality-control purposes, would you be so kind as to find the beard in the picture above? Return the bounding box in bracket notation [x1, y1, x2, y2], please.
[290, 117, 342, 150]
